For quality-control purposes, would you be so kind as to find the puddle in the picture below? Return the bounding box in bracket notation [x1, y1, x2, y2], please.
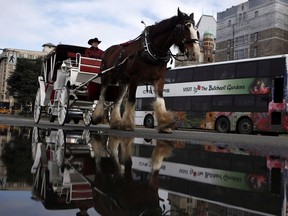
[0, 124, 287, 215]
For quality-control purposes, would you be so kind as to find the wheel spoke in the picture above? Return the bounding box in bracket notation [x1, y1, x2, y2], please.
[58, 87, 69, 125]
[34, 89, 41, 123]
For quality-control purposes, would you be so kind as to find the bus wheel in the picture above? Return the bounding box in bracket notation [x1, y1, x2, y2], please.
[144, 114, 154, 128]
[215, 117, 230, 133]
[237, 118, 253, 134]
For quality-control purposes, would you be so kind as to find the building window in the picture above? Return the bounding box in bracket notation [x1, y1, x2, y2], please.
[243, 12, 247, 20]
[228, 20, 231, 26]
[255, 11, 258, 17]
[227, 40, 231, 48]
[253, 47, 258, 57]
[227, 53, 230, 61]
[239, 14, 242, 22]
[234, 50, 238, 60]
[254, 32, 258, 42]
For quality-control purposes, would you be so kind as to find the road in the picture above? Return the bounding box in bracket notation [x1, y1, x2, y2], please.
[1, 114, 288, 158]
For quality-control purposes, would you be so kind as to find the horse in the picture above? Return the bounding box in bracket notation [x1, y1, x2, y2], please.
[89, 134, 176, 215]
[92, 8, 200, 133]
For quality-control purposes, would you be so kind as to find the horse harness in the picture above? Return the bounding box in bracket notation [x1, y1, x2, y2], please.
[108, 19, 199, 75]
[140, 26, 171, 65]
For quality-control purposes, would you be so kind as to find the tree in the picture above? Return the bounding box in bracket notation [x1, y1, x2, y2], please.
[7, 57, 42, 107]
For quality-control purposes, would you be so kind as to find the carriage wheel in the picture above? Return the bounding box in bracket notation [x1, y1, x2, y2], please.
[58, 86, 69, 126]
[31, 127, 39, 160]
[83, 110, 92, 126]
[34, 88, 42, 124]
[48, 103, 56, 122]
[55, 129, 65, 167]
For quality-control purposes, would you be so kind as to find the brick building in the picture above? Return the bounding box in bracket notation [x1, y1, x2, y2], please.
[0, 43, 55, 105]
[216, 0, 288, 62]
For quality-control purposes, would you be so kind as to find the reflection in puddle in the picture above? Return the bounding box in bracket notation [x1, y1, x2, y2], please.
[0, 125, 287, 215]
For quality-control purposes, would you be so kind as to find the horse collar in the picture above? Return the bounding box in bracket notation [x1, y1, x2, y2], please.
[140, 27, 170, 64]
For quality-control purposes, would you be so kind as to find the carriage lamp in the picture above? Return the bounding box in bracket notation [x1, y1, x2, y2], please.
[61, 62, 67, 72]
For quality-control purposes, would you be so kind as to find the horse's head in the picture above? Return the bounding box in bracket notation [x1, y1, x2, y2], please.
[175, 8, 200, 61]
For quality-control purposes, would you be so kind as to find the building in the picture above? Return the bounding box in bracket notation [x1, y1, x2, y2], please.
[203, 30, 215, 63]
[197, 14, 217, 40]
[0, 44, 55, 105]
[216, 0, 288, 62]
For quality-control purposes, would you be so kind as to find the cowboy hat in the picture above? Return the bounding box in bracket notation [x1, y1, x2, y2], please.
[88, 37, 101, 45]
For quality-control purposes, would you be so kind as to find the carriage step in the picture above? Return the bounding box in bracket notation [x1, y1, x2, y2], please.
[69, 100, 95, 108]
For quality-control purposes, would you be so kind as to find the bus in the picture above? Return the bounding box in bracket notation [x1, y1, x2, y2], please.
[135, 54, 288, 134]
[132, 138, 287, 215]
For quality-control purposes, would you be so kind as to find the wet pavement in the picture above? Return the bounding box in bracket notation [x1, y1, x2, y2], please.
[0, 121, 288, 215]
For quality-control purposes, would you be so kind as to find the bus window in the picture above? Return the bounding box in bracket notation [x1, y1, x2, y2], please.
[258, 60, 271, 77]
[255, 95, 269, 112]
[165, 70, 176, 83]
[234, 95, 255, 107]
[191, 96, 211, 111]
[165, 97, 174, 110]
[258, 58, 286, 77]
[135, 99, 142, 111]
[271, 58, 286, 76]
[194, 66, 214, 81]
[176, 68, 193, 82]
[273, 77, 284, 103]
[214, 64, 235, 80]
[236, 62, 257, 78]
[174, 97, 191, 111]
[212, 96, 233, 108]
[136, 98, 154, 111]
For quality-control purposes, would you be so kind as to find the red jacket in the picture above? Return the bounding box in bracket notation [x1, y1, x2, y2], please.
[84, 47, 104, 59]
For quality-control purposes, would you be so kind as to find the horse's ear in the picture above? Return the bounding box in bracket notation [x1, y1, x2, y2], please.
[189, 13, 194, 20]
[177, 7, 183, 18]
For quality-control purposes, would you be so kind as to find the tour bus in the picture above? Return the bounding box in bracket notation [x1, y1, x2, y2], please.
[135, 54, 288, 134]
[132, 138, 287, 215]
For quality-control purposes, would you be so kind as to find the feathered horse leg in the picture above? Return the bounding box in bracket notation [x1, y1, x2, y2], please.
[153, 78, 175, 133]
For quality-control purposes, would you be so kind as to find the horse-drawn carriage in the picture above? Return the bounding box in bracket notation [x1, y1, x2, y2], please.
[31, 127, 94, 206]
[33, 44, 117, 126]
[34, 8, 200, 132]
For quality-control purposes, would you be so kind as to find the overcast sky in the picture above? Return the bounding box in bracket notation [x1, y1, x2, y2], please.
[0, 0, 246, 52]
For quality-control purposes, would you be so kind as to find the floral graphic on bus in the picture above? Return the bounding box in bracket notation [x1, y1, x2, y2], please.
[250, 78, 271, 94]
[193, 85, 202, 94]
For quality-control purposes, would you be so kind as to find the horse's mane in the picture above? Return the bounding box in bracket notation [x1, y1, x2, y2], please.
[149, 16, 179, 36]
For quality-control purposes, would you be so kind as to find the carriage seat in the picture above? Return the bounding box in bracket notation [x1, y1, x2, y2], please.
[69, 56, 102, 85]
[78, 56, 101, 74]
[62, 168, 93, 203]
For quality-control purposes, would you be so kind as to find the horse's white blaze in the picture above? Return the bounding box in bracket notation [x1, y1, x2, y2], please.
[187, 23, 200, 61]
[188, 24, 198, 41]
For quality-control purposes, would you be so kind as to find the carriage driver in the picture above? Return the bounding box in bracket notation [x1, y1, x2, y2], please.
[84, 37, 104, 59]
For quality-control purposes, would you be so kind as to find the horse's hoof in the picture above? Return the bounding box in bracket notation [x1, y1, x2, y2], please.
[110, 121, 122, 130]
[123, 127, 134, 131]
[92, 116, 104, 124]
[158, 127, 173, 134]
[110, 125, 121, 130]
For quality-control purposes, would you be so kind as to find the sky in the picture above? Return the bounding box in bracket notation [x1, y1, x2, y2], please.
[0, 0, 247, 52]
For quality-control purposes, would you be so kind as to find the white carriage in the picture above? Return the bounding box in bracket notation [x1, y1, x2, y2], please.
[33, 44, 117, 126]
[31, 127, 94, 205]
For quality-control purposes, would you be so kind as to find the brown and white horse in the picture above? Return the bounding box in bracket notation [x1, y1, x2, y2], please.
[92, 8, 200, 133]
[90, 135, 177, 215]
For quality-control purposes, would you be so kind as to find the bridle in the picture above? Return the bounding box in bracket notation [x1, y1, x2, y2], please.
[172, 20, 200, 61]
[182, 21, 200, 45]
[140, 18, 199, 64]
